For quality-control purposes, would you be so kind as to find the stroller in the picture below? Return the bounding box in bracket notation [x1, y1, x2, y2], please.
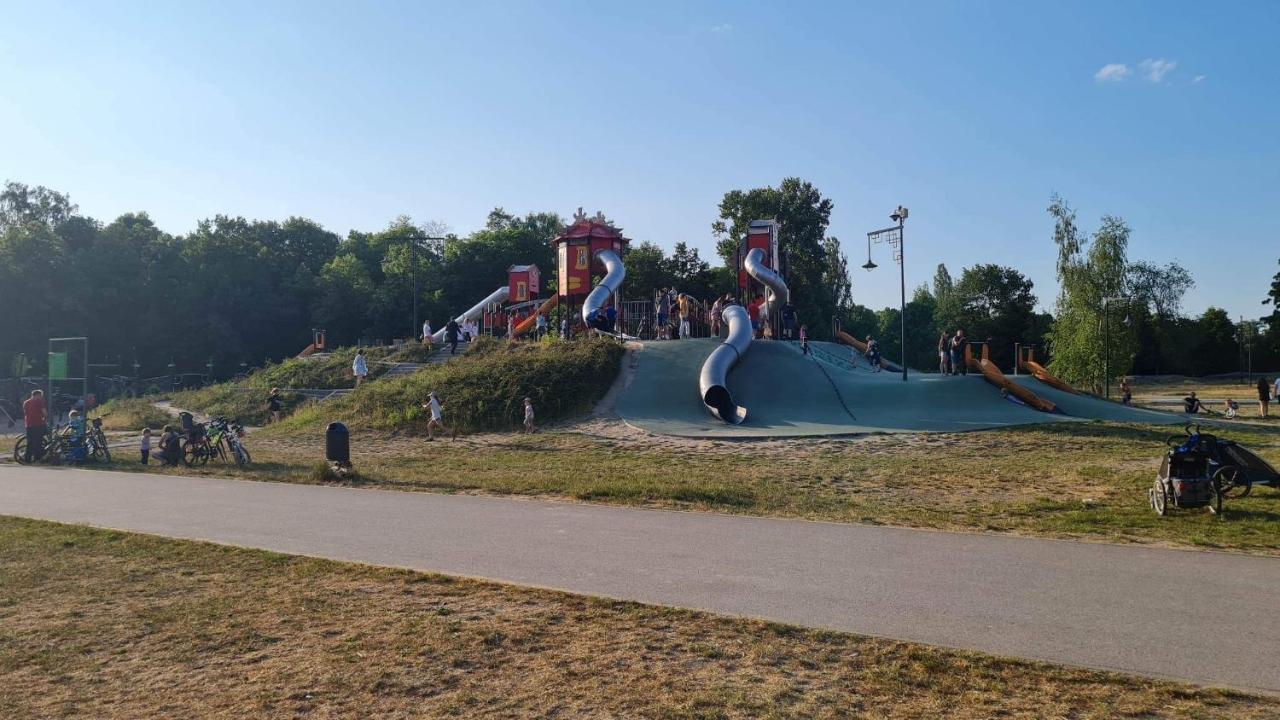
[1150, 424, 1280, 515]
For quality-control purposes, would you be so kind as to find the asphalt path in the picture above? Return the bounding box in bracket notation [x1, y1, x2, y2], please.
[2, 465, 1277, 694]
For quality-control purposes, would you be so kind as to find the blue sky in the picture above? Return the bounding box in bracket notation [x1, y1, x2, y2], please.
[3, 1, 1278, 320]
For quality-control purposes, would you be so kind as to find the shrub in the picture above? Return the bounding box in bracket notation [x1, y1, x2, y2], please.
[294, 338, 624, 433]
[94, 397, 173, 431]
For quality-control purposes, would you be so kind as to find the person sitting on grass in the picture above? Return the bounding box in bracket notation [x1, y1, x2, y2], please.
[422, 391, 456, 441]
[1183, 391, 1206, 415]
[1224, 398, 1239, 419]
[523, 397, 536, 433]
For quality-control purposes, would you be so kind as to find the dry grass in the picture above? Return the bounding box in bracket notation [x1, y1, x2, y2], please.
[60, 417, 1280, 555]
[1, 516, 1274, 719]
[1127, 376, 1280, 423]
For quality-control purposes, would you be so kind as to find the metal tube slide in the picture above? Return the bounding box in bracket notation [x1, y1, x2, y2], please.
[699, 304, 752, 423]
[743, 247, 789, 320]
[432, 286, 510, 342]
[581, 249, 626, 326]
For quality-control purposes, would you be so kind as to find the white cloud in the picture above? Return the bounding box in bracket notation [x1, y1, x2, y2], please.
[709, 23, 733, 34]
[1139, 58, 1177, 83]
[1094, 63, 1130, 82]
[1192, 74, 1206, 84]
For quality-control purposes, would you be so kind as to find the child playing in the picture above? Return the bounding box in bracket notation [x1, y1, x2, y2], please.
[1224, 398, 1239, 419]
[140, 428, 152, 464]
[523, 397, 536, 433]
[799, 325, 809, 355]
[422, 391, 456, 441]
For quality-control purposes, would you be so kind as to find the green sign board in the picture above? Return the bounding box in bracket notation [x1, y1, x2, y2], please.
[48, 352, 68, 381]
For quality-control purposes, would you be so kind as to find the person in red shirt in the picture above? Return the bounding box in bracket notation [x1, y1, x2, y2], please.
[747, 294, 764, 338]
[22, 389, 47, 463]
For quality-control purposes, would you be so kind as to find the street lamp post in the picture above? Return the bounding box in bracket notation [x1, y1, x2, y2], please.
[864, 206, 909, 382]
[1101, 296, 1131, 399]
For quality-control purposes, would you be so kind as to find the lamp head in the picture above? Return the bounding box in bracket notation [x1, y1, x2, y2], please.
[862, 259, 878, 271]
[890, 206, 908, 222]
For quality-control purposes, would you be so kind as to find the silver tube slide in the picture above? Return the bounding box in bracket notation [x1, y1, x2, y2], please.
[744, 247, 789, 320]
[581, 248, 626, 326]
[432, 286, 510, 342]
[699, 304, 752, 424]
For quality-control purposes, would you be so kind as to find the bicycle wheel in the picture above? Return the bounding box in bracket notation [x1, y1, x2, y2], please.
[182, 440, 208, 467]
[1213, 466, 1250, 499]
[90, 432, 111, 463]
[14, 436, 28, 465]
[233, 441, 251, 467]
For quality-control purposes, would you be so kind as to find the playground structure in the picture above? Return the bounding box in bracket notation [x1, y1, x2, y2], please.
[550, 208, 629, 334]
[297, 329, 328, 358]
[834, 329, 902, 373]
[965, 342, 1056, 413]
[1016, 345, 1077, 394]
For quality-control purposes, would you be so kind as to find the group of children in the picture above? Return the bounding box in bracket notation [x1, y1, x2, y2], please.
[416, 391, 536, 440]
[1185, 376, 1279, 419]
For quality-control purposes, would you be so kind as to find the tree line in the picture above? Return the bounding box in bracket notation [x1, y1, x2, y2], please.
[1, 179, 1277, 390]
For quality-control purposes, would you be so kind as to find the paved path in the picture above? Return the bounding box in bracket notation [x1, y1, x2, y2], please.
[2, 465, 1277, 694]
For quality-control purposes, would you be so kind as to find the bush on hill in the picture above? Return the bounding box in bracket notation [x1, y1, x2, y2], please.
[287, 338, 624, 433]
[94, 397, 175, 431]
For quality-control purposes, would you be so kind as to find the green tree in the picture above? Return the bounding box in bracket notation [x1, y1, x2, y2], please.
[949, 264, 1039, 369]
[622, 241, 673, 299]
[712, 178, 836, 337]
[822, 236, 853, 316]
[1264, 259, 1280, 354]
[1045, 195, 1136, 391]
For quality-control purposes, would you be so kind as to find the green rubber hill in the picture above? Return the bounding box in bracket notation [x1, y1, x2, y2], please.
[616, 338, 1186, 438]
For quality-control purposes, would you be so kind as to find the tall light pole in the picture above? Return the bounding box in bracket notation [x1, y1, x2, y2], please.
[1101, 296, 1131, 399]
[864, 206, 909, 381]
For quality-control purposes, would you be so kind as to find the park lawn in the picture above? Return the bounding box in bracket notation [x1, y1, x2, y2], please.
[66, 419, 1280, 556]
[1127, 375, 1280, 423]
[1, 516, 1275, 719]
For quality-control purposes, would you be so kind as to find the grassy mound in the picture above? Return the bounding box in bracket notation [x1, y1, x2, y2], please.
[94, 397, 174, 431]
[164, 344, 442, 425]
[285, 338, 624, 433]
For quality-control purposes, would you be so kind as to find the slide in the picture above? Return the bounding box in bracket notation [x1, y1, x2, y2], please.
[700, 304, 753, 423]
[966, 345, 1056, 413]
[433, 286, 510, 343]
[512, 295, 559, 337]
[581, 249, 626, 327]
[835, 330, 902, 372]
[743, 247, 789, 321]
[1017, 349, 1078, 394]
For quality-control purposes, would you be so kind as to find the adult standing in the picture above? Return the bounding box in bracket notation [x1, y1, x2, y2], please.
[422, 320, 433, 347]
[781, 302, 798, 340]
[676, 293, 691, 339]
[709, 296, 723, 338]
[1258, 376, 1272, 418]
[1120, 377, 1133, 406]
[656, 288, 671, 340]
[937, 331, 950, 375]
[352, 351, 369, 386]
[950, 329, 969, 376]
[445, 317, 460, 354]
[865, 335, 882, 372]
[22, 389, 47, 464]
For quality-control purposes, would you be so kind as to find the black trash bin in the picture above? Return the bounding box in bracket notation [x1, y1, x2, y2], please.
[326, 422, 350, 465]
[178, 411, 194, 432]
